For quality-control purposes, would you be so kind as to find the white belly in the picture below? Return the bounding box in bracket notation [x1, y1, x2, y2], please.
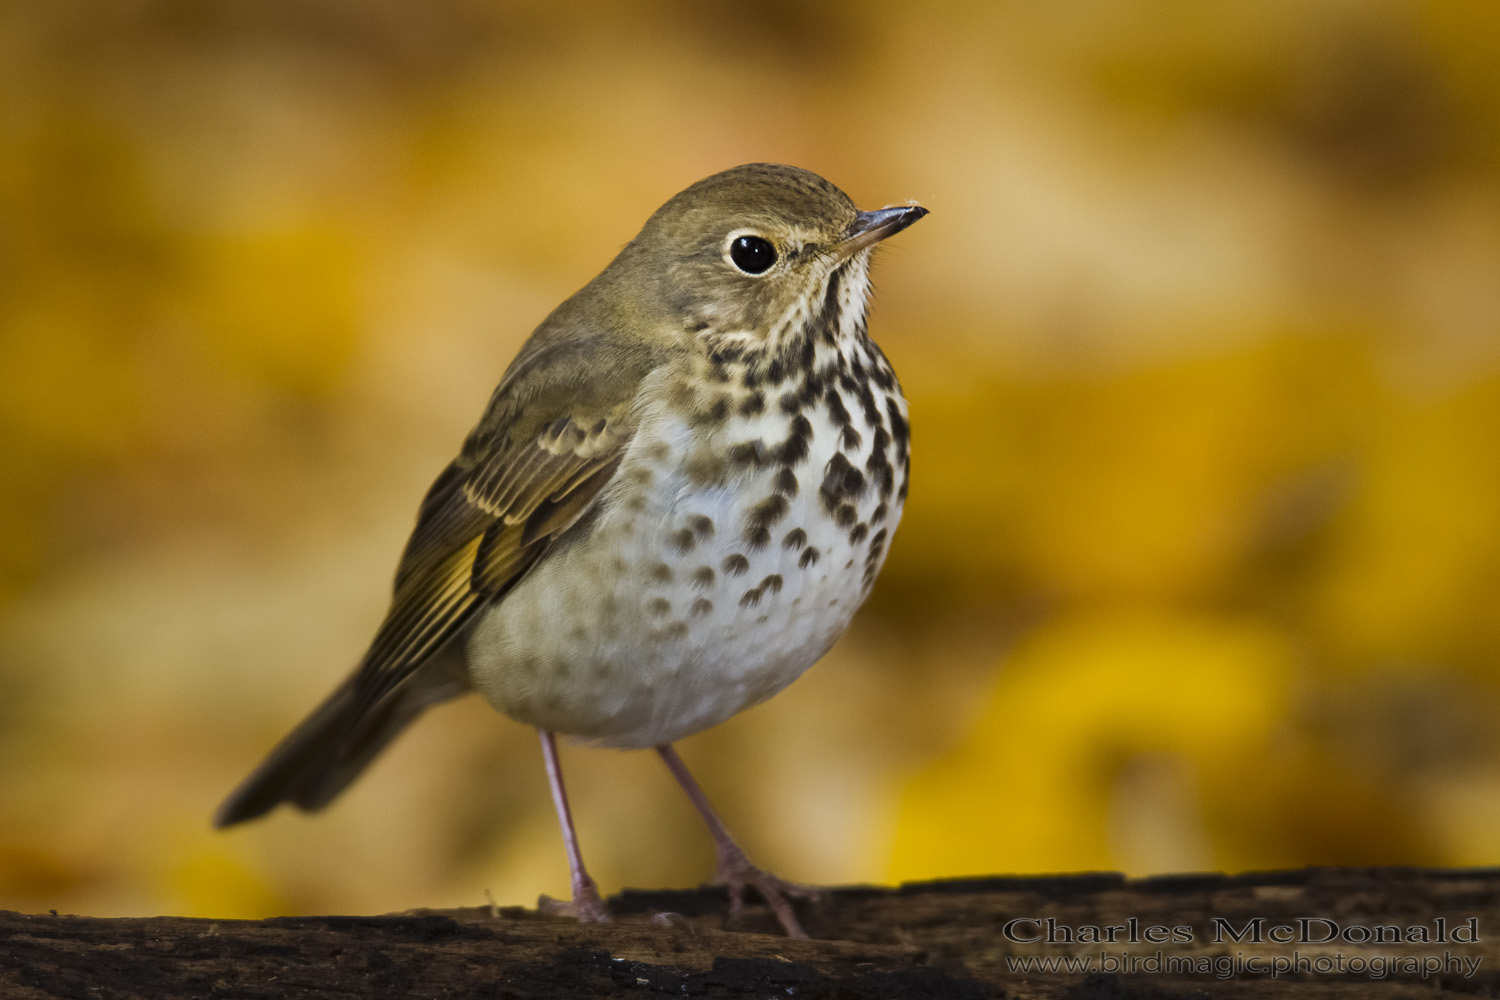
[466, 386, 906, 748]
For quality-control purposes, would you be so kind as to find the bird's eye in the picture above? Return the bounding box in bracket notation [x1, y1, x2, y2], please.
[729, 235, 778, 275]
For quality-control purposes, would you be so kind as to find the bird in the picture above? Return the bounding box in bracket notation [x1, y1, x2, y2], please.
[214, 163, 927, 938]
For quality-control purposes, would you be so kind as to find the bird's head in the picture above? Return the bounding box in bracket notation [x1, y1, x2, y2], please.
[618, 163, 927, 356]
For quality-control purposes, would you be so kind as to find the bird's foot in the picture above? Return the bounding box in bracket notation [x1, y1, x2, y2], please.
[713, 842, 817, 938]
[537, 873, 611, 923]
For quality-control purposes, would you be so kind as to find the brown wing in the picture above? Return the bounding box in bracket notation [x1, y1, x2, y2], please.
[213, 397, 638, 827]
[346, 402, 634, 717]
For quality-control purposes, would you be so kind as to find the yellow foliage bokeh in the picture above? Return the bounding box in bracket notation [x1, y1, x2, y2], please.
[1, 1, 1498, 919]
[893, 611, 1299, 878]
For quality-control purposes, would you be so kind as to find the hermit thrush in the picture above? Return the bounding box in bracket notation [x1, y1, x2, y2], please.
[215, 163, 927, 938]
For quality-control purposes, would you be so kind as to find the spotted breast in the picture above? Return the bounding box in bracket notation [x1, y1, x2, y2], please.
[467, 255, 909, 748]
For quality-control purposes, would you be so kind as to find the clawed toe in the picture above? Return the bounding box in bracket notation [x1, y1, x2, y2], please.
[654, 745, 817, 938]
[715, 851, 814, 938]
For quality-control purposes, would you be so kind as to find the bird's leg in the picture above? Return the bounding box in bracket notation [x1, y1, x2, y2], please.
[656, 744, 813, 938]
[537, 730, 610, 922]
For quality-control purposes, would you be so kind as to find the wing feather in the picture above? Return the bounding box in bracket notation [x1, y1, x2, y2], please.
[346, 399, 636, 717]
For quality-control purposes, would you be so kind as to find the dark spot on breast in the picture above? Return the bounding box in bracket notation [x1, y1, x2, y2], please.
[739, 391, 765, 417]
[649, 563, 673, 584]
[849, 523, 868, 545]
[869, 347, 898, 391]
[871, 501, 889, 523]
[685, 451, 729, 488]
[834, 503, 858, 528]
[722, 553, 750, 577]
[742, 366, 761, 390]
[739, 587, 763, 608]
[825, 386, 852, 429]
[779, 391, 801, 415]
[669, 529, 696, 554]
[766, 357, 785, 384]
[799, 372, 824, 407]
[729, 440, 769, 468]
[692, 566, 716, 589]
[761, 489, 796, 525]
[745, 525, 772, 551]
[760, 574, 783, 595]
[866, 528, 888, 566]
[841, 425, 863, 451]
[744, 494, 789, 545]
[688, 514, 715, 539]
[647, 597, 672, 617]
[706, 397, 730, 423]
[663, 621, 689, 640]
[851, 376, 881, 425]
[776, 415, 813, 466]
[690, 597, 714, 617]
[867, 427, 895, 498]
[886, 397, 910, 456]
[799, 546, 821, 569]
[773, 467, 799, 497]
[782, 527, 807, 551]
[820, 452, 867, 513]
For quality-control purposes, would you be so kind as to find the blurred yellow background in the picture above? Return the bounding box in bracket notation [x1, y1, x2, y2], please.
[3, 1, 1499, 919]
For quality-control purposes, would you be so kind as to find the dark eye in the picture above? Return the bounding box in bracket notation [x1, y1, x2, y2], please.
[729, 235, 777, 275]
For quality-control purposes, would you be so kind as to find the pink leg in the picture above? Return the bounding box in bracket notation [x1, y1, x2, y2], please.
[656, 744, 813, 938]
[537, 730, 609, 923]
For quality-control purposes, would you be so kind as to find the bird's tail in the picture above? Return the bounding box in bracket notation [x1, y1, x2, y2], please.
[214, 655, 469, 828]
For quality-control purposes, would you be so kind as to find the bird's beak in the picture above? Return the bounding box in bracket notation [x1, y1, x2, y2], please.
[837, 205, 929, 257]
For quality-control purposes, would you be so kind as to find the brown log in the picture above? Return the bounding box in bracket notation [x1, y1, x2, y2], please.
[2, 867, 1497, 998]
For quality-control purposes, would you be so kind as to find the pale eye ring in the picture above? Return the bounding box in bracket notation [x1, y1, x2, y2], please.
[727, 234, 778, 275]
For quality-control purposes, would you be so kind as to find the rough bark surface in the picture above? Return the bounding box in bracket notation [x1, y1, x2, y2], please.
[3, 867, 1498, 998]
